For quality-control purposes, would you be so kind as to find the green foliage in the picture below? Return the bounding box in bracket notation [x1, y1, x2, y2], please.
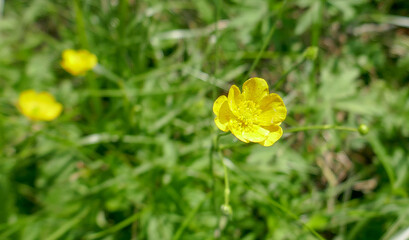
[1, 0, 409, 239]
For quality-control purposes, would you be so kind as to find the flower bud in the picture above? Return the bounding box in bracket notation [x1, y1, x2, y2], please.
[303, 46, 319, 61]
[221, 204, 233, 216]
[358, 124, 369, 135]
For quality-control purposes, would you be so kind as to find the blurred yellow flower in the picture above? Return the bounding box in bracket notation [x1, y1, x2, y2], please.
[213, 78, 287, 146]
[60, 49, 97, 76]
[18, 90, 63, 121]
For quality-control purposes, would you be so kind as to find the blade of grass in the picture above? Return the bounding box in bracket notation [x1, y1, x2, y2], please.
[45, 207, 90, 240]
[84, 86, 203, 98]
[367, 134, 396, 191]
[172, 194, 209, 240]
[85, 212, 140, 239]
[381, 212, 408, 240]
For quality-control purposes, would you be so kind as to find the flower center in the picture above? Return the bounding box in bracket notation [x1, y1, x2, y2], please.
[236, 100, 261, 126]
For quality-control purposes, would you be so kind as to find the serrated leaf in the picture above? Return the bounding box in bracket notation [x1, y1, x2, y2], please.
[319, 59, 359, 101]
[295, 2, 321, 35]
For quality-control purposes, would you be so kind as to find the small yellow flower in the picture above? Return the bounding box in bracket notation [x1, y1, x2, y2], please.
[213, 78, 287, 146]
[60, 49, 97, 76]
[18, 90, 63, 121]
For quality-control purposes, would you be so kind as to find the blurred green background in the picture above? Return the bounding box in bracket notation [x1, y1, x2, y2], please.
[1, 0, 409, 239]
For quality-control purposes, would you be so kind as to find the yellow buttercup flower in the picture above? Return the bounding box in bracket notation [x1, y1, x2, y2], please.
[18, 90, 63, 121]
[60, 49, 97, 76]
[213, 78, 287, 146]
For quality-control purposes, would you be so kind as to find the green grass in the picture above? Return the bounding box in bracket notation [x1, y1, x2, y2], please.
[1, 0, 409, 239]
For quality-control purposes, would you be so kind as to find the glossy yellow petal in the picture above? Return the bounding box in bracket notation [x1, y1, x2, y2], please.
[242, 77, 269, 102]
[17, 90, 63, 121]
[257, 93, 287, 125]
[215, 117, 228, 132]
[19, 90, 37, 103]
[78, 50, 98, 69]
[41, 102, 63, 121]
[227, 84, 243, 115]
[213, 95, 227, 115]
[229, 119, 249, 143]
[259, 125, 283, 146]
[212, 77, 287, 146]
[37, 92, 57, 103]
[213, 95, 232, 132]
[18, 90, 38, 118]
[61, 49, 97, 76]
[62, 49, 76, 59]
[242, 124, 269, 142]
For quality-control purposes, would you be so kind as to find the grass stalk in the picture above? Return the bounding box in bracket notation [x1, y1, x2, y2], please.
[172, 195, 208, 240]
[85, 212, 140, 239]
[243, 0, 288, 84]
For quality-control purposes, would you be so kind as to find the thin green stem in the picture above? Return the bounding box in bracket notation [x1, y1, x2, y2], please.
[73, 0, 88, 49]
[85, 86, 202, 98]
[211, 133, 232, 215]
[285, 125, 358, 133]
[211, 133, 232, 239]
[0, 0, 4, 18]
[273, 58, 306, 90]
[219, 151, 230, 213]
[119, 0, 129, 37]
[308, 0, 324, 99]
[209, 134, 218, 213]
[209, 0, 222, 218]
[118, 0, 129, 70]
[213, 0, 221, 76]
[243, 0, 288, 83]
[311, 1, 324, 48]
[73, 0, 102, 121]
